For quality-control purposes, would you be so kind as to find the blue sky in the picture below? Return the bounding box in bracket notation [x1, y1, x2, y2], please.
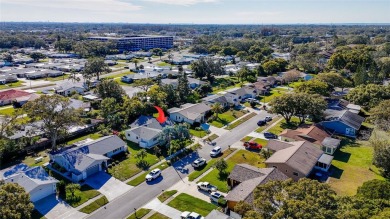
[1, 0, 389, 24]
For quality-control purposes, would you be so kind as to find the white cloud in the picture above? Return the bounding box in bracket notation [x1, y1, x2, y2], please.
[2, 0, 142, 12]
[143, 0, 219, 6]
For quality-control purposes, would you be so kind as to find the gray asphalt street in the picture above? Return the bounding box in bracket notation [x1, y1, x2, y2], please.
[86, 111, 272, 219]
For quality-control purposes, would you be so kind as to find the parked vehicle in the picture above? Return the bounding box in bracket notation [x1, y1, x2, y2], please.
[244, 141, 262, 150]
[181, 211, 205, 219]
[265, 116, 272, 122]
[257, 120, 267, 126]
[197, 182, 217, 193]
[210, 146, 222, 157]
[263, 132, 278, 139]
[210, 192, 224, 202]
[192, 158, 206, 168]
[145, 168, 161, 181]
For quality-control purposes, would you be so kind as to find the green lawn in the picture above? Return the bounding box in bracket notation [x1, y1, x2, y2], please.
[23, 151, 50, 167]
[253, 138, 268, 146]
[149, 213, 170, 219]
[259, 88, 288, 103]
[188, 148, 236, 181]
[198, 150, 265, 192]
[157, 190, 178, 202]
[210, 110, 246, 128]
[190, 128, 208, 138]
[108, 141, 161, 181]
[211, 77, 243, 94]
[255, 116, 281, 133]
[126, 208, 151, 219]
[156, 62, 172, 67]
[0, 107, 15, 116]
[63, 185, 100, 208]
[226, 112, 257, 130]
[65, 132, 103, 145]
[79, 196, 109, 214]
[45, 74, 70, 81]
[127, 162, 169, 186]
[0, 81, 25, 90]
[207, 134, 219, 141]
[267, 117, 303, 135]
[168, 193, 217, 217]
[328, 140, 384, 196]
[241, 136, 253, 142]
[105, 71, 133, 79]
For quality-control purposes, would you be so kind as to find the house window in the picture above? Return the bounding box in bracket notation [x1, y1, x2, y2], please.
[293, 172, 299, 176]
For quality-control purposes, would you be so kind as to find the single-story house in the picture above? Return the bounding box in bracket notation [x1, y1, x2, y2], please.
[257, 76, 281, 87]
[121, 72, 164, 83]
[0, 74, 18, 84]
[168, 103, 211, 125]
[327, 99, 361, 114]
[161, 77, 205, 89]
[251, 81, 271, 95]
[125, 115, 173, 149]
[279, 125, 341, 155]
[202, 94, 229, 108]
[225, 164, 288, 211]
[0, 89, 32, 106]
[13, 93, 40, 107]
[222, 87, 257, 106]
[49, 135, 127, 182]
[54, 81, 85, 96]
[265, 140, 333, 181]
[321, 109, 365, 137]
[1, 164, 58, 202]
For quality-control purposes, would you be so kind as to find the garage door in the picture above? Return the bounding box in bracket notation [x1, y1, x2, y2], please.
[86, 164, 100, 177]
[31, 185, 54, 202]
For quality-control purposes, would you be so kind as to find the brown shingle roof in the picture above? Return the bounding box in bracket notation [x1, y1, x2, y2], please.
[0, 89, 31, 101]
[280, 125, 330, 145]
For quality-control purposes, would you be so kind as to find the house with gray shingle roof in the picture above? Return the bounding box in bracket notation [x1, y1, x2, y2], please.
[320, 109, 365, 137]
[125, 115, 173, 149]
[168, 103, 211, 125]
[225, 164, 288, 211]
[49, 135, 127, 182]
[54, 81, 85, 96]
[265, 140, 333, 181]
[202, 94, 229, 108]
[1, 164, 58, 202]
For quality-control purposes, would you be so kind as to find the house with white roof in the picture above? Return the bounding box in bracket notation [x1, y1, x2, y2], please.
[168, 103, 211, 125]
[1, 164, 58, 202]
[49, 135, 127, 182]
[54, 81, 85, 96]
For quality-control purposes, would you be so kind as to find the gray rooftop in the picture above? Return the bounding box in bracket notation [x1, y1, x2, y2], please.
[128, 126, 161, 141]
[321, 137, 341, 149]
[168, 103, 211, 120]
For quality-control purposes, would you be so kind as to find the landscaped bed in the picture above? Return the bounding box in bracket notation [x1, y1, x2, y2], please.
[79, 196, 108, 214]
[168, 193, 217, 216]
[197, 149, 265, 192]
[210, 110, 246, 128]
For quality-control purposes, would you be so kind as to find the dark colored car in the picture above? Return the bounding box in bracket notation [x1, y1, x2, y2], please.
[257, 120, 267, 126]
[263, 132, 278, 139]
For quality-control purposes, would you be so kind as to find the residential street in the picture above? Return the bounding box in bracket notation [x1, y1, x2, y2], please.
[86, 110, 272, 219]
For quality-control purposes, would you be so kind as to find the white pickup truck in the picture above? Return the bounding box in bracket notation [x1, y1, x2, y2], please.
[197, 182, 217, 193]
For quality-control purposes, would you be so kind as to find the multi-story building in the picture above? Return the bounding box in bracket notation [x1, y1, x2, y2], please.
[88, 35, 174, 52]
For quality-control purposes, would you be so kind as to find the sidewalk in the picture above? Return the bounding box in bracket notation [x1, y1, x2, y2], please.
[144, 198, 182, 219]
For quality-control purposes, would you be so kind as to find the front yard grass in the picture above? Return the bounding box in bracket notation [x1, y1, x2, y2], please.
[197, 150, 265, 192]
[45, 74, 70, 81]
[253, 138, 268, 146]
[189, 128, 208, 138]
[64, 185, 100, 208]
[65, 132, 103, 145]
[0, 106, 15, 116]
[226, 112, 257, 130]
[158, 190, 178, 202]
[127, 162, 169, 186]
[149, 213, 170, 219]
[108, 141, 160, 181]
[328, 140, 384, 196]
[207, 134, 219, 141]
[188, 148, 236, 181]
[156, 62, 172, 67]
[0, 81, 25, 90]
[79, 196, 109, 214]
[126, 208, 151, 219]
[210, 110, 246, 128]
[105, 71, 133, 79]
[241, 136, 253, 142]
[267, 117, 303, 135]
[259, 88, 288, 103]
[168, 193, 217, 217]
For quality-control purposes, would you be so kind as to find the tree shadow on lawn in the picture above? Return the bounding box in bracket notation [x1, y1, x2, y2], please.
[136, 160, 150, 170]
[213, 117, 229, 126]
[217, 171, 230, 181]
[329, 165, 344, 179]
[280, 120, 300, 130]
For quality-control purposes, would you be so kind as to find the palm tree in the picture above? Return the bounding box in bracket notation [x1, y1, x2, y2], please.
[133, 59, 139, 68]
[135, 149, 147, 161]
[212, 103, 224, 119]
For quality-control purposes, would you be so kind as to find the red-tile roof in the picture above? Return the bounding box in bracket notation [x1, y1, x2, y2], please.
[0, 89, 31, 101]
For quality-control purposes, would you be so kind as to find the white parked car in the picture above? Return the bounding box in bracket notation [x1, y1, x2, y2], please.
[197, 182, 217, 193]
[210, 192, 224, 202]
[265, 116, 272, 122]
[192, 158, 206, 168]
[210, 146, 222, 157]
[181, 211, 205, 219]
[145, 168, 161, 181]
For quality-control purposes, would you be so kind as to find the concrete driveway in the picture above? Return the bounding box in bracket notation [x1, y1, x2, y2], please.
[34, 195, 87, 219]
[85, 172, 133, 201]
[144, 198, 182, 219]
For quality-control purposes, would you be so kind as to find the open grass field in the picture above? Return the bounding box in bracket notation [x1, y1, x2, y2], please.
[328, 140, 384, 196]
[210, 110, 246, 128]
[168, 193, 217, 217]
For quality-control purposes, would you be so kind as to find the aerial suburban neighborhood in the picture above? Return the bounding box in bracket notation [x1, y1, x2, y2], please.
[1, 1, 390, 219]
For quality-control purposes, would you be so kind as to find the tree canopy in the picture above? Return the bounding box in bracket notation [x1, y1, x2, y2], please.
[295, 80, 330, 96]
[82, 57, 111, 81]
[0, 182, 34, 219]
[95, 79, 125, 103]
[346, 84, 390, 109]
